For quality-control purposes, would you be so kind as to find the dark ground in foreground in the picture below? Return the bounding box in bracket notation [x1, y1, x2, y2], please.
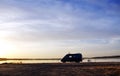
[0, 62, 120, 76]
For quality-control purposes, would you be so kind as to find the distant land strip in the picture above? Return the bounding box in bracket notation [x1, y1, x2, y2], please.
[0, 55, 120, 61]
[0, 58, 61, 61]
[91, 55, 120, 59]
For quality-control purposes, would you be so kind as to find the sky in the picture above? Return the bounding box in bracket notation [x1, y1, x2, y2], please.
[0, 0, 120, 58]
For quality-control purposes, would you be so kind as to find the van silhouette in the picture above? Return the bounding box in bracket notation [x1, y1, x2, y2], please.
[61, 53, 82, 63]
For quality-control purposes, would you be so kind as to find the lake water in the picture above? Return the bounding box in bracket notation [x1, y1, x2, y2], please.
[83, 58, 120, 62]
[0, 58, 120, 64]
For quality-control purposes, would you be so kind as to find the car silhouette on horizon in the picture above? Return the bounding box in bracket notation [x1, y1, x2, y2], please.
[61, 53, 82, 63]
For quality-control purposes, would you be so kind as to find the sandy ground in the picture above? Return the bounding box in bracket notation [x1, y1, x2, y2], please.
[0, 62, 120, 76]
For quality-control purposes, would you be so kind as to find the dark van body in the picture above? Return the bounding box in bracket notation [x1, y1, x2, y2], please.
[61, 53, 82, 63]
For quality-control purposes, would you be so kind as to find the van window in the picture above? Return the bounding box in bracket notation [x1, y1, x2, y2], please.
[69, 55, 72, 58]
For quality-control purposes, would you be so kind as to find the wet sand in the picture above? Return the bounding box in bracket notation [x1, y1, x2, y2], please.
[0, 62, 120, 76]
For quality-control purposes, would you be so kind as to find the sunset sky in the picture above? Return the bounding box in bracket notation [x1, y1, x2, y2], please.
[0, 0, 120, 58]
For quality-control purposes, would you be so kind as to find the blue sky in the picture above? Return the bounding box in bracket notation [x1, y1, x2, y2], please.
[0, 0, 120, 58]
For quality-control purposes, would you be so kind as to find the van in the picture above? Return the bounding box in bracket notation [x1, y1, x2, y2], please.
[61, 53, 82, 63]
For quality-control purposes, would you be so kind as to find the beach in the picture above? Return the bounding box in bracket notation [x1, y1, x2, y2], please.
[0, 62, 120, 76]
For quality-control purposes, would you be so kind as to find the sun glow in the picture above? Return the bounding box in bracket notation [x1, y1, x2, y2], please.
[0, 39, 15, 57]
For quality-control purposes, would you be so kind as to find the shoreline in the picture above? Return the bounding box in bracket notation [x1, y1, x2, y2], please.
[0, 62, 120, 76]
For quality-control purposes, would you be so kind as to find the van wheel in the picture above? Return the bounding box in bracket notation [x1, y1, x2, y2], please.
[75, 61, 80, 63]
[62, 61, 66, 63]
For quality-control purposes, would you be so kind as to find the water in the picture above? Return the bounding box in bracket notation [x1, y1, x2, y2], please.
[0, 60, 60, 64]
[83, 58, 120, 62]
[0, 58, 120, 64]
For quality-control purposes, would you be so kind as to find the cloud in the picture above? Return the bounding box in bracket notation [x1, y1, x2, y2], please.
[0, 0, 120, 41]
[0, 0, 120, 57]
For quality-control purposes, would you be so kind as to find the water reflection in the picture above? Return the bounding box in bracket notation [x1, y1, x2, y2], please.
[0, 60, 60, 64]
